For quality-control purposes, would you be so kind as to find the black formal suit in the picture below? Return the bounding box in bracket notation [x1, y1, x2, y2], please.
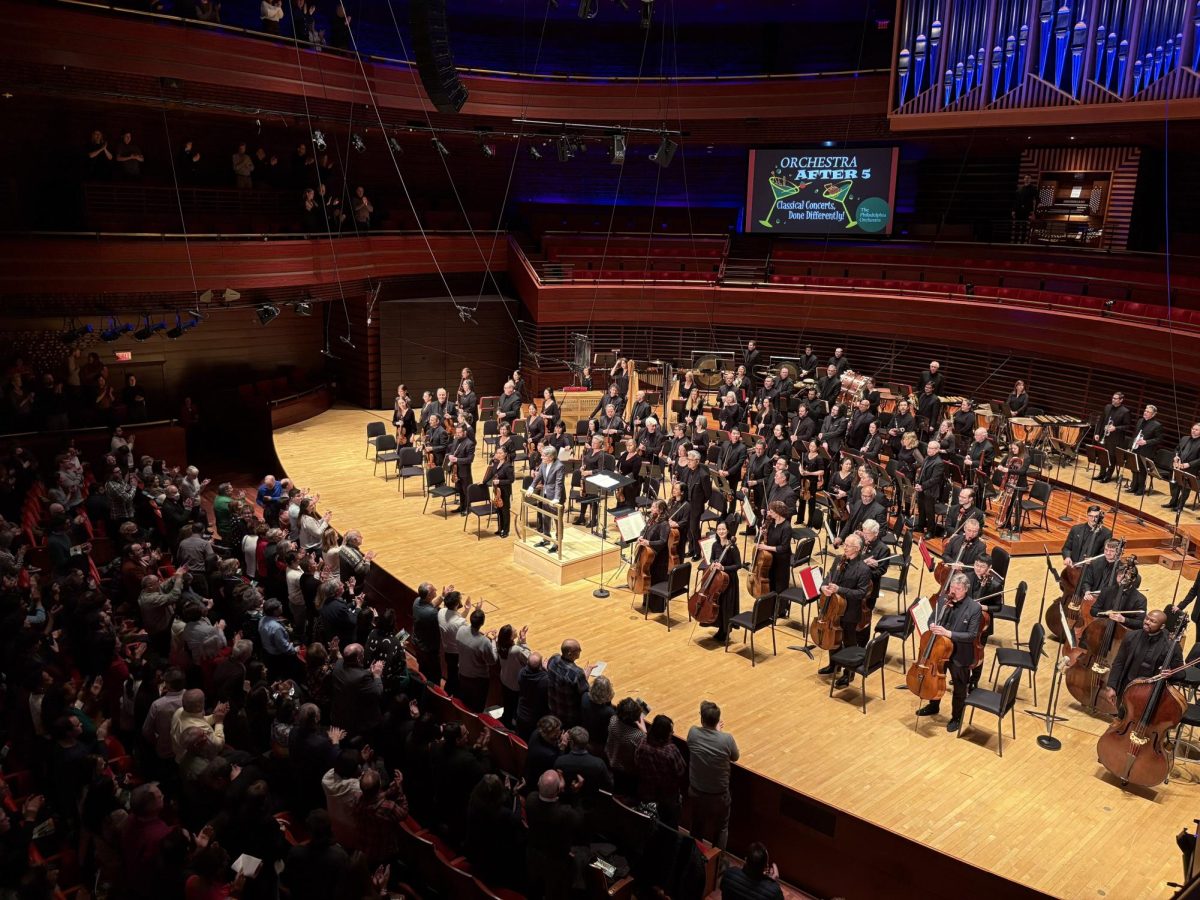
[917, 392, 941, 436]
[913, 453, 947, 534]
[642, 519, 671, 600]
[1128, 417, 1163, 494]
[818, 414, 847, 456]
[818, 375, 841, 406]
[1169, 434, 1200, 508]
[1005, 392, 1029, 417]
[576, 449, 611, 526]
[846, 410, 875, 450]
[496, 392, 522, 426]
[942, 533, 986, 569]
[743, 347, 762, 385]
[952, 409, 975, 440]
[943, 502, 985, 536]
[718, 404, 745, 433]
[426, 424, 450, 465]
[925, 596, 983, 721]
[799, 353, 819, 379]
[888, 411, 917, 447]
[744, 452, 772, 511]
[857, 432, 884, 462]
[638, 428, 664, 460]
[1096, 403, 1132, 481]
[964, 439, 994, 477]
[1079, 556, 1119, 597]
[765, 481, 797, 521]
[525, 415, 547, 452]
[681, 466, 712, 559]
[1088, 583, 1146, 632]
[791, 416, 817, 446]
[630, 400, 652, 432]
[716, 441, 748, 494]
[830, 556, 872, 647]
[1061, 522, 1112, 564]
[829, 354, 850, 374]
[839, 498, 886, 541]
[762, 519, 793, 595]
[432, 399, 458, 426]
[446, 435, 476, 512]
[458, 391, 479, 428]
[1106, 627, 1184, 696]
[917, 370, 944, 395]
[591, 392, 625, 419]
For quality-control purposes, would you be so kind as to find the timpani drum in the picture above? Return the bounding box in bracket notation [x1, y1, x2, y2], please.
[878, 395, 898, 415]
[1008, 417, 1046, 445]
[974, 411, 998, 432]
[1055, 422, 1086, 448]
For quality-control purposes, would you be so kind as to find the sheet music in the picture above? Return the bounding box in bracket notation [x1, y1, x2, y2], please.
[589, 473, 620, 490]
[911, 596, 933, 635]
[614, 510, 646, 543]
[699, 533, 717, 562]
[741, 496, 757, 528]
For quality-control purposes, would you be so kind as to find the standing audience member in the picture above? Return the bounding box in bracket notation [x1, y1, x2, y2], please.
[687, 700, 739, 848]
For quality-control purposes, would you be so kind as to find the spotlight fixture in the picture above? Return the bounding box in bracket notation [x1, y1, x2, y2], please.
[61, 322, 94, 345]
[556, 135, 575, 162]
[100, 317, 133, 343]
[351, 132, 366, 153]
[134, 315, 167, 341]
[224, 288, 242, 303]
[432, 138, 449, 156]
[256, 304, 281, 326]
[640, 0, 654, 28]
[293, 300, 313, 317]
[529, 145, 542, 160]
[165, 314, 201, 340]
[312, 130, 327, 151]
[388, 137, 404, 155]
[611, 133, 626, 165]
[340, 334, 357, 350]
[481, 142, 496, 158]
[577, 0, 597, 19]
[650, 135, 677, 168]
[198, 290, 214, 305]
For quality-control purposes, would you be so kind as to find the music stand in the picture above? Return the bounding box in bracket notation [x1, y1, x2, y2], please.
[1084, 444, 1107, 506]
[1113, 447, 1138, 530]
[1166, 470, 1200, 554]
[585, 469, 635, 599]
[1027, 601, 1073, 748]
[1056, 438, 1086, 524]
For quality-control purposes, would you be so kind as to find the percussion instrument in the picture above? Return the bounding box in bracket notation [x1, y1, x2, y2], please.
[1008, 417, 1046, 445]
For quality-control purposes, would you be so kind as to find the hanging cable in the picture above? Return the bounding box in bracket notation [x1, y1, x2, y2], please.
[156, 103, 201, 307]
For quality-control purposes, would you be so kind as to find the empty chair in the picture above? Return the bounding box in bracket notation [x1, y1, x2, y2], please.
[423, 466, 458, 517]
[646, 561, 692, 631]
[372, 434, 399, 479]
[989, 622, 1046, 705]
[699, 493, 728, 529]
[725, 593, 779, 666]
[396, 447, 426, 497]
[365, 420, 387, 458]
[991, 580, 1027, 648]
[828, 632, 890, 714]
[481, 419, 500, 455]
[959, 669, 1022, 757]
[463, 483, 496, 539]
[775, 535, 817, 627]
[878, 529, 913, 612]
[874, 598, 921, 673]
[989, 546, 1011, 585]
[1019, 480, 1052, 530]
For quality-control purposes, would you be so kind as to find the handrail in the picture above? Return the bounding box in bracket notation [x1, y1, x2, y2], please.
[0, 417, 177, 441]
[53, 0, 890, 84]
[268, 384, 331, 407]
[0, 229, 486, 241]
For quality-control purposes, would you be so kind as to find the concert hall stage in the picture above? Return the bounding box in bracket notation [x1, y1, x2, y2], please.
[274, 407, 1200, 900]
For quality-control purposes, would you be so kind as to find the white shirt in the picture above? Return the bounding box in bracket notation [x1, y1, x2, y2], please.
[438, 608, 466, 654]
[242, 534, 258, 578]
[261, 0, 284, 22]
[299, 514, 329, 551]
[286, 567, 304, 609]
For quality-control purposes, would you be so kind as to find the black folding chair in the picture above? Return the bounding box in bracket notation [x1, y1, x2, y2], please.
[646, 562, 692, 631]
[463, 483, 496, 540]
[725, 593, 779, 666]
[828, 633, 890, 714]
[422, 466, 457, 517]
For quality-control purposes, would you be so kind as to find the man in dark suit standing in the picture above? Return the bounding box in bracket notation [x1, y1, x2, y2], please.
[916, 360, 944, 396]
[531, 446, 566, 553]
[1094, 391, 1132, 483]
[432, 387, 457, 427]
[942, 486, 985, 536]
[917, 381, 942, 439]
[496, 380, 523, 428]
[845, 399, 875, 452]
[1128, 404, 1163, 495]
[1165, 422, 1200, 511]
[742, 340, 762, 389]
[835, 484, 886, 545]
[526, 770, 585, 899]
[913, 439, 947, 535]
[681, 450, 712, 560]
[1099, 610, 1184, 710]
[916, 574, 983, 732]
[446, 422, 476, 516]
[715, 428, 748, 497]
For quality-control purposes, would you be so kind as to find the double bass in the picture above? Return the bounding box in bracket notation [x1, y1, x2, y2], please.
[628, 513, 658, 595]
[811, 556, 848, 651]
[993, 451, 1023, 527]
[1096, 617, 1189, 787]
[748, 522, 773, 598]
[1064, 557, 1138, 715]
[1046, 544, 1120, 642]
[906, 590, 954, 701]
[689, 543, 730, 626]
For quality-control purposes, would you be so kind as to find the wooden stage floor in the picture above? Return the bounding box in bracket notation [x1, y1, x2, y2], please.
[275, 407, 1200, 900]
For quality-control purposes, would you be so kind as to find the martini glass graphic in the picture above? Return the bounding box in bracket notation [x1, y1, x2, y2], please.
[822, 180, 857, 228]
[758, 175, 802, 228]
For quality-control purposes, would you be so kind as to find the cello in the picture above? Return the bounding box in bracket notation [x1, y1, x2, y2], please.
[628, 511, 658, 595]
[666, 507, 684, 572]
[689, 543, 731, 626]
[811, 556, 848, 651]
[748, 521, 773, 598]
[993, 451, 1022, 529]
[932, 517, 971, 589]
[1096, 616, 1189, 787]
[906, 589, 954, 701]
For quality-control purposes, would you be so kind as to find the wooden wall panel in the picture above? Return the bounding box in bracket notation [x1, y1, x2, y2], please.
[379, 297, 522, 409]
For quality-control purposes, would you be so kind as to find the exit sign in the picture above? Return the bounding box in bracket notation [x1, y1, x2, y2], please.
[114, 351, 132, 361]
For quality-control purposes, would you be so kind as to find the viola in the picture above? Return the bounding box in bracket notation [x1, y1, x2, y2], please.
[748, 522, 773, 598]
[688, 546, 730, 626]
[906, 596, 954, 701]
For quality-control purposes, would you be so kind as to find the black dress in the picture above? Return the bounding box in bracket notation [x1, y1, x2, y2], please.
[703, 539, 744, 636]
[393, 405, 416, 443]
[642, 519, 671, 611]
[763, 519, 793, 595]
[619, 450, 644, 508]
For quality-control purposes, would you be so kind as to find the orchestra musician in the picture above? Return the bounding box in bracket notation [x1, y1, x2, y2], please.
[845, 399, 875, 451]
[718, 393, 744, 433]
[835, 483, 885, 544]
[1094, 391, 1132, 483]
[912, 439, 946, 535]
[574, 435, 612, 529]
[1167, 570, 1200, 642]
[425, 413, 450, 466]
[829, 347, 850, 375]
[703, 519, 744, 642]
[666, 481, 690, 531]
[418, 390, 436, 435]
[859, 518, 891, 622]
[618, 436, 644, 508]
[1061, 505, 1112, 568]
[432, 387, 457, 426]
[496, 421, 521, 463]
[691, 416, 711, 459]
[445, 422, 476, 516]
[993, 442, 1031, 534]
[776, 365, 795, 403]
[715, 428, 748, 496]
[859, 375, 881, 415]
[942, 516, 987, 569]
[1127, 404, 1162, 496]
[540, 387, 560, 431]
[638, 417, 665, 466]
[511, 369, 528, 403]
[393, 392, 416, 445]
[818, 403, 848, 458]
[629, 389, 652, 434]
[742, 340, 762, 388]
[943, 487, 985, 536]
[716, 370, 738, 404]
[609, 356, 631, 399]
[815, 533, 872, 687]
[591, 383, 626, 420]
[963, 427, 995, 482]
[916, 381, 941, 439]
[858, 420, 884, 464]
[743, 439, 772, 515]
[1098, 610, 1184, 710]
[817, 365, 841, 407]
[665, 423, 689, 472]
[797, 440, 827, 527]
[530, 446, 565, 553]
[524, 402, 547, 457]
[915, 573, 983, 732]
[1082, 557, 1146, 644]
[934, 419, 957, 457]
[756, 397, 784, 433]
[496, 380, 523, 428]
[765, 469, 797, 521]
[967, 554, 1003, 688]
[684, 387, 705, 422]
[1078, 539, 1125, 598]
[887, 399, 917, 455]
[458, 379, 479, 428]
[1004, 379, 1029, 418]
[791, 402, 817, 446]
[765, 423, 790, 460]
[798, 343, 818, 380]
[916, 360, 944, 396]
[731, 365, 752, 400]
[486, 447, 515, 537]
[456, 367, 473, 401]
[1165, 422, 1200, 511]
[636, 499, 671, 613]
[756, 500, 795, 597]
[681, 450, 713, 561]
[952, 399, 975, 442]
[592, 403, 627, 447]
[546, 420, 573, 458]
[580, 366, 594, 391]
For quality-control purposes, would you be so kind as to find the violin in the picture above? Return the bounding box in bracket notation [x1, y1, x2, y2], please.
[689, 543, 730, 626]
[749, 521, 773, 598]
[424, 446, 437, 469]
[1045, 545, 1118, 642]
[906, 591, 954, 701]
[1095, 617, 1189, 787]
[811, 558, 848, 651]
[628, 512, 657, 595]
[483, 462, 503, 510]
